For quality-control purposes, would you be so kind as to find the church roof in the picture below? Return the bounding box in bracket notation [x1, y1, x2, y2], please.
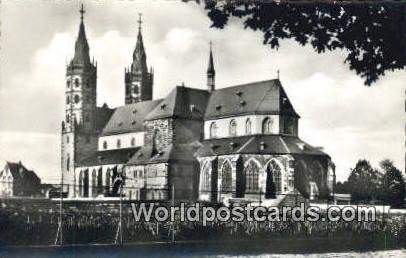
[77, 148, 139, 167]
[195, 135, 328, 157]
[127, 142, 201, 165]
[101, 99, 162, 136]
[95, 105, 115, 133]
[145, 86, 210, 121]
[204, 79, 300, 120]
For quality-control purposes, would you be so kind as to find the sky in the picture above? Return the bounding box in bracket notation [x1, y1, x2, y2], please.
[0, 0, 404, 184]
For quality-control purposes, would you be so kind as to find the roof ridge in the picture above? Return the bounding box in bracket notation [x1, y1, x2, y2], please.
[214, 79, 278, 92]
[236, 136, 256, 153]
[279, 137, 291, 153]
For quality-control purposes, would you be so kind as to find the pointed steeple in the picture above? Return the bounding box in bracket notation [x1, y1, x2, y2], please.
[207, 41, 216, 92]
[124, 13, 154, 104]
[132, 13, 147, 74]
[72, 4, 91, 66]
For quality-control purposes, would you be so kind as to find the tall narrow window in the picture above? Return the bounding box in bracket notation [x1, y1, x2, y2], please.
[131, 137, 136, 147]
[245, 118, 252, 135]
[74, 78, 80, 87]
[66, 96, 70, 104]
[210, 122, 217, 138]
[105, 169, 111, 193]
[229, 119, 237, 136]
[201, 163, 211, 192]
[265, 160, 282, 199]
[103, 141, 108, 150]
[221, 161, 232, 192]
[92, 170, 97, 197]
[66, 155, 70, 171]
[116, 139, 121, 148]
[262, 117, 272, 134]
[244, 160, 259, 192]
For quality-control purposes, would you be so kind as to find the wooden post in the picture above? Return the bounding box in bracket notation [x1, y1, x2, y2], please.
[171, 185, 175, 243]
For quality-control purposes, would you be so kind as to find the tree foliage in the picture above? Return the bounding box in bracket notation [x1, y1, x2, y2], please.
[379, 159, 406, 208]
[187, 0, 406, 86]
[346, 159, 380, 202]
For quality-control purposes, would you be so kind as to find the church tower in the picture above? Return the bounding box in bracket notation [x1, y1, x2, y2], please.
[61, 5, 98, 197]
[124, 14, 154, 104]
[207, 42, 215, 92]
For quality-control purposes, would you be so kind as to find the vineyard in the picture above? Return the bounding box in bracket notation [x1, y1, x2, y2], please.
[0, 198, 405, 249]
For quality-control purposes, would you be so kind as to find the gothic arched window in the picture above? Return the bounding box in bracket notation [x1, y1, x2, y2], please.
[266, 160, 282, 196]
[74, 95, 80, 104]
[105, 169, 111, 192]
[262, 117, 272, 134]
[66, 114, 70, 123]
[66, 96, 70, 104]
[210, 122, 217, 138]
[78, 170, 83, 197]
[221, 161, 232, 192]
[245, 118, 252, 135]
[229, 119, 237, 136]
[67, 80, 71, 88]
[244, 160, 260, 193]
[92, 170, 97, 197]
[116, 139, 121, 148]
[131, 137, 136, 147]
[201, 162, 211, 192]
[103, 141, 107, 150]
[74, 78, 80, 88]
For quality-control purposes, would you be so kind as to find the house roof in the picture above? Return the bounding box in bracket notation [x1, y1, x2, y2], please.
[204, 79, 300, 119]
[101, 99, 162, 136]
[145, 86, 210, 121]
[77, 148, 139, 167]
[4, 162, 41, 183]
[195, 135, 328, 157]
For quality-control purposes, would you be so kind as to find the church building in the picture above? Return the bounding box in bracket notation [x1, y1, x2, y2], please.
[61, 6, 335, 204]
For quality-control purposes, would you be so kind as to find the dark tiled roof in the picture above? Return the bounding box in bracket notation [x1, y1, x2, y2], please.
[204, 79, 299, 119]
[5, 162, 41, 183]
[127, 142, 202, 165]
[95, 105, 115, 133]
[195, 135, 328, 157]
[145, 86, 210, 121]
[101, 99, 162, 136]
[77, 148, 139, 167]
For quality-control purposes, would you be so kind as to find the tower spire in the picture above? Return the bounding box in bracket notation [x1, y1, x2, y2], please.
[132, 12, 147, 74]
[207, 41, 216, 92]
[72, 4, 90, 66]
[125, 13, 154, 104]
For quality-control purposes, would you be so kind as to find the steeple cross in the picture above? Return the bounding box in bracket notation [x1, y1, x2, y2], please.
[137, 13, 143, 29]
[277, 69, 280, 79]
[79, 4, 85, 21]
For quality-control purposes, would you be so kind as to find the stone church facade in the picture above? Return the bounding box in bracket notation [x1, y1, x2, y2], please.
[61, 7, 335, 204]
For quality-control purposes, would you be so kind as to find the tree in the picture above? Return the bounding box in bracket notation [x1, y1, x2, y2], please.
[347, 159, 380, 203]
[334, 181, 350, 194]
[379, 159, 405, 208]
[188, 0, 406, 86]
